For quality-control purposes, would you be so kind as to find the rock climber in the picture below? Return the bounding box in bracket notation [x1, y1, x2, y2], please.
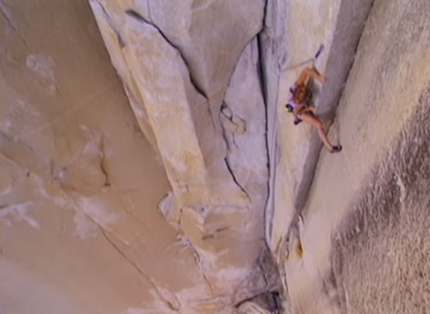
[285, 67, 342, 153]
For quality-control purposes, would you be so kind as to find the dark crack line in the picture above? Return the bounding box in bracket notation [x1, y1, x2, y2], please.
[256, 250, 270, 289]
[119, 194, 150, 230]
[182, 238, 215, 295]
[261, 0, 269, 33]
[220, 102, 233, 120]
[99, 227, 179, 311]
[256, 1, 289, 308]
[197, 261, 215, 296]
[99, 228, 151, 285]
[224, 6, 265, 92]
[218, 102, 251, 201]
[256, 30, 271, 176]
[0, 1, 16, 31]
[217, 32, 262, 140]
[99, 134, 111, 187]
[125, 9, 208, 99]
[0, 1, 31, 50]
[201, 226, 231, 240]
[256, 24, 278, 245]
[224, 157, 251, 201]
[256, 245, 281, 294]
[95, 2, 126, 47]
[261, 247, 279, 290]
[123, 83, 148, 119]
[219, 103, 241, 149]
[257, 31, 269, 112]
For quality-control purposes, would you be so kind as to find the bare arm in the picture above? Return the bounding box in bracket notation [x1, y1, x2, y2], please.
[295, 67, 326, 86]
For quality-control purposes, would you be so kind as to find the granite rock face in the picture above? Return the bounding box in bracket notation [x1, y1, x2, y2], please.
[1, 0, 276, 313]
[89, 0, 277, 311]
[267, 0, 430, 313]
[2, 0, 430, 313]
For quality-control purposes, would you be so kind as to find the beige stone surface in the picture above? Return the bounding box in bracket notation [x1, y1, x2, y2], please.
[2, 0, 430, 313]
[0, 0, 214, 313]
[260, 1, 374, 301]
[96, 0, 265, 102]
[268, 0, 374, 254]
[89, 1, 277, 311]
[89, 0, 267, 209]
[1, 0, 275, 313]
[275, 0, 430, 313]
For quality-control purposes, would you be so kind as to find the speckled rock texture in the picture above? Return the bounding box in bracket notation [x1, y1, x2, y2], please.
[276, 0, 430, 313]
[1, 0, 430, 313]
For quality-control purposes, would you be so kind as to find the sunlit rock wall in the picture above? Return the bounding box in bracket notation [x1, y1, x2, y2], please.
[282, 1, 430, 312]
[0, 0, 276, 313]
[89, 0, 278, 312]
[259, 0, 374, 300]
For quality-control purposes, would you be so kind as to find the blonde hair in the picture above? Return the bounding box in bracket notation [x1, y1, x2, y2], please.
[293, 85, 311, 104]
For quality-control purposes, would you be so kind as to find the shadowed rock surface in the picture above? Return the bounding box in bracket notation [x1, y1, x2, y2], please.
[333, 90, 430, 314]
[1, 0, 430, 313]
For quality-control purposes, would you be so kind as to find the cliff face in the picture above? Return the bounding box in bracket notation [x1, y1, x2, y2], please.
[89, 0, 279, 312]
[279, 1, 430, 313]
[0, 1, 179, 313]
[0, 1, 276, 313]
[1, 0, 430, 313]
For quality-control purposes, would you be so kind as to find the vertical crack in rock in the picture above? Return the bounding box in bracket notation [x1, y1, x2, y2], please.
[125, 9, 208, 99]
[218, 100, 252, 202]
[255, 0, 287, 245]
[219, 102, 244, 146]
[212, 10, 265, 133]
[289, 0, 376, 227]
[256, 0, 270, 104]
[254, 26, 286, 307]
[324, 0, 377, 120]
[172, 234, 214, 294]
[99, 134, 111, 187]
[257, 35, 268, 110]
[183, 237, 216, 295]
[224, 157, 251, 202]
[0, 0, 16, 31]
[123, 83, 147, 119]
[234, 254, 281, 313]
[256, 28, 273, 243]
[253, 246, 281, 298]
[99, 227, 181, 311]
[218, 102, 251, 201]
[93, 1, 125, 47]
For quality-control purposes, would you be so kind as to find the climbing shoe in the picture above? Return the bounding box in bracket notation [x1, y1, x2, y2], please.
[331, 145, 342, 153]
[294, 118, 302, 125]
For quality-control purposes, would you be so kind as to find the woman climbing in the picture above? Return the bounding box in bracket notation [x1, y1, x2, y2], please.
[286, 67, 342, 153]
